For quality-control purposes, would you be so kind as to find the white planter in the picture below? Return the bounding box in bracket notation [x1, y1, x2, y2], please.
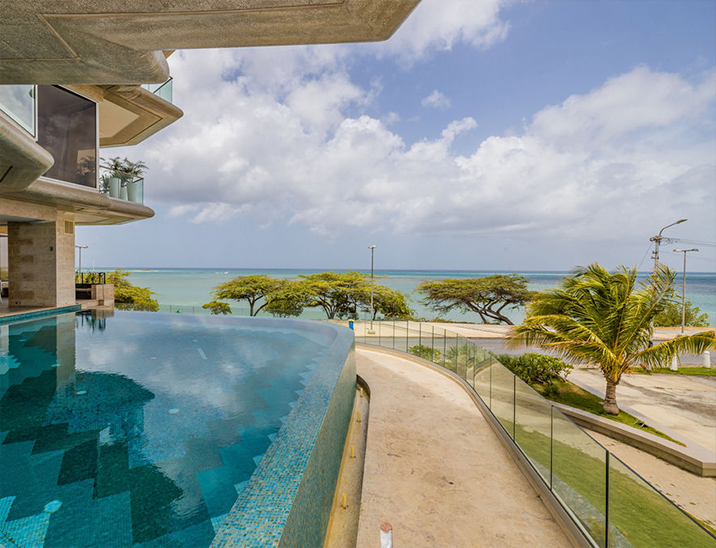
[108, 177, 121, 198]
[126, 180, 140, 203]
[120, 184, 128, 201]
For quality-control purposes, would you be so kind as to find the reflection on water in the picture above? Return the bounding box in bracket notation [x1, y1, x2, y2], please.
[0, 312, 328, 547]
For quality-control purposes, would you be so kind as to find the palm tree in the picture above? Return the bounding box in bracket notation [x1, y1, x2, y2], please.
[509, 264, 715, 415]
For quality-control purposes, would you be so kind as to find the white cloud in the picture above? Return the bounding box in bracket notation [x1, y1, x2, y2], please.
[421, 90, 451, 110]
[128, 46, 714, 249]
[377, 0, 510, 63]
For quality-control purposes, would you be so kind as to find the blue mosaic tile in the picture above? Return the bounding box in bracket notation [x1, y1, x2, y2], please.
[0, 312, 354, 547]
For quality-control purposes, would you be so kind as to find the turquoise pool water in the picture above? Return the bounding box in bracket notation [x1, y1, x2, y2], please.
[0, 311, 353, 548]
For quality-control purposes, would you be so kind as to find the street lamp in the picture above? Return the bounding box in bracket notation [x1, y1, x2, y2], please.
[75, 245, 88, 283]
[650, 219, 687, 270]
[368, 245, 376, 334]
[673, 248, 699, 334]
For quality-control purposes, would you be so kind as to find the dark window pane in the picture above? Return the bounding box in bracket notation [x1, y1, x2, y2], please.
[37, 85, 96, 188]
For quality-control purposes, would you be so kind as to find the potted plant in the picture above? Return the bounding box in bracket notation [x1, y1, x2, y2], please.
[123, 158, 148, 203]
[102, 157, 125, 199]
[100, 157, 148, 202]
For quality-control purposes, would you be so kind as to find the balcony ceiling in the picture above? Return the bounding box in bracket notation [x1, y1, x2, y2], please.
[0, 0, 420, 85]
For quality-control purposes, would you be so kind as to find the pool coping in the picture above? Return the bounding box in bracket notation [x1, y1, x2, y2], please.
[209, 317, 356, 548]
[0, 305, 81, 325]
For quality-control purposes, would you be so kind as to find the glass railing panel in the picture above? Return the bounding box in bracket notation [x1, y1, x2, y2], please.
[552, 409, 607, 547]
[464, 341, 476, 387]
[490, 362, 515, 436]
[455, 335, 467, 379]
[0, 85, 35, 135]
[473, 354, 492, 406]
[142, 77, 173, 103]
[608, 454, 716, 548]
[99, 166, 144, 204]
[514, 377, 552, 484]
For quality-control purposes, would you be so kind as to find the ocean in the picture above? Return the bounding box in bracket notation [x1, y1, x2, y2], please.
[108, 268, 716, 326]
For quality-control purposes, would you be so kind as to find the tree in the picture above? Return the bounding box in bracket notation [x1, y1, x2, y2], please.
[264, 280, 314, 318]
[208, 275, 283, 316]
[653, 299, 710, 327]
[509, 264, 716, 415]
[202, 301, 232, 315]
[417, 275, 533, 325]
[299, 271, 369, 319]
[370, 285, 414, 320]
[108, 270, 159, 312]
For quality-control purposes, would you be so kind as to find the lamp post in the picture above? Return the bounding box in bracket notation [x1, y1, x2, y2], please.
[368, 245, 376, 334]
[673, 248, 699, 334]
[650, 219, 687, 270]
[75, 245, 88, 284]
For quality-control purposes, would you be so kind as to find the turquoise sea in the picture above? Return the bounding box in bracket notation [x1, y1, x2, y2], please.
[109, 268, 716, 326]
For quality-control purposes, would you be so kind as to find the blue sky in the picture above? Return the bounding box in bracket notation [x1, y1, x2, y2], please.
[80, 0, 716, 273]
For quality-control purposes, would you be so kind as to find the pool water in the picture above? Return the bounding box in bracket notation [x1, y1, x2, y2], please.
[0, 312, 335, 547]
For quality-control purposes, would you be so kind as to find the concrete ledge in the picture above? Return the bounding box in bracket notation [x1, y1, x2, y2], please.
[553, 403, 716, 477]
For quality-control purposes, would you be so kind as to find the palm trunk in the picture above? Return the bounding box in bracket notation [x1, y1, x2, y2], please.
[603, 377, 620, 416]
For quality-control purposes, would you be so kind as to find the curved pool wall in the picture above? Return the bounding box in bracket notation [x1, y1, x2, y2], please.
[0, 311, 355, 548]
[211, 317, 355, 548]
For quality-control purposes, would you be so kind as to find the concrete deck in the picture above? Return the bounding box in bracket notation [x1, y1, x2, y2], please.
[354, 347, 573, 548]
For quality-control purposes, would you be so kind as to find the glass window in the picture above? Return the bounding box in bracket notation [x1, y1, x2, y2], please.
[37, 85, 97, 188]
[0, 85, 35, 135]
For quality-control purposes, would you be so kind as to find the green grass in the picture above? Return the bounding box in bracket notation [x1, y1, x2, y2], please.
[656, 367, 716, 377]
[504, 421, 716, 548]
[629, 366, 716, 377]
[532, 379, 685, 446]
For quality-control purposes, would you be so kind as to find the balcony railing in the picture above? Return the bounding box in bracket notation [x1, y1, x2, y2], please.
[99, 166, 144, 204]
[142, 77, 173, 103]
[0, 85, 36, 136]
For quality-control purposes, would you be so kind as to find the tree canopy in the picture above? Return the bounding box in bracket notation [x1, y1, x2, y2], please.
[210, 275, 284, 316]
[653, 298, 710, 327]
[417, 275, 532, 325]
[204, 271, 414, 320]
[108, 270, 159, 312]
[299, 271, 369, 319]
[508, 264, 716, 415]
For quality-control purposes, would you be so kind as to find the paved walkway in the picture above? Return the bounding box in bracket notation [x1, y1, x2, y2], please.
[355, 347, 572, 548]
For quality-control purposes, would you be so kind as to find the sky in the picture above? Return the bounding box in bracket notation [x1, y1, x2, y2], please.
[79, 0, 716, 273]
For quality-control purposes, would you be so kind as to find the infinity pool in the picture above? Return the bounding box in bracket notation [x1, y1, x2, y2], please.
[0, 311, 355, 548]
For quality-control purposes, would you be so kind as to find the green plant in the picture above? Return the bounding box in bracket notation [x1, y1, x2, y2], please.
[107, 270, 159, 312]
[202, 301, 232, 315]
[417, 275, 533, 325]
[509, 264, 716, 415]
[653, 299, 710, 327]
[497, 353, 572, 386]
[408, 344, 441, 362]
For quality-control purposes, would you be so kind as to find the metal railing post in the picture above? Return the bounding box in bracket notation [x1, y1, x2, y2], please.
[512, 374, 516, 439]
[550, 405, 554, 490]
[605, 451, 610, 547]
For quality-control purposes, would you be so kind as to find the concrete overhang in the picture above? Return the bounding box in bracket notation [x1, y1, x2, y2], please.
[0, 0, 421, 85]
[0, 110, 54, 192]
[0, 178, 155, 225]
[98, 84, 183, 147]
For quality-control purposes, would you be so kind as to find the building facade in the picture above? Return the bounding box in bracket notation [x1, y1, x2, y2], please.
[0, 0, 420, 308]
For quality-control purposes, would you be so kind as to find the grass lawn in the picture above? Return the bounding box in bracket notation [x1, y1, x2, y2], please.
[505, 421, 716, 548]
[531, 379, 685, 446]
[655, 367, 716, 377]
[628, 366, 716, 377]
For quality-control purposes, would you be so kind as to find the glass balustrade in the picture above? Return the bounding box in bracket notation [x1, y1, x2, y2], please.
[142, 77, 173, 103]
[98, 166, 144, 204]
[0, 85, 36, 135]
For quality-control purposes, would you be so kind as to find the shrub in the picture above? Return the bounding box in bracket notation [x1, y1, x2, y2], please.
[653, 299, 710, 327]
[408, 345, 441, 362]
[497, 353, 572, 386]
